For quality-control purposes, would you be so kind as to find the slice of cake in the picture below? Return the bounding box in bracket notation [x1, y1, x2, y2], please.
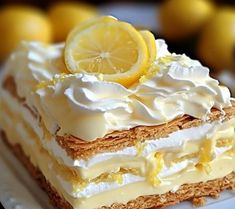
[1, 16, 235, 209]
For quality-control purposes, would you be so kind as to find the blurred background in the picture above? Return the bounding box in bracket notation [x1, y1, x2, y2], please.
[0, 0, 234, 93]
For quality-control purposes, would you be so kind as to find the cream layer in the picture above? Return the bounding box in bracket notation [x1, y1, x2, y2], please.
[70, 155, 235, 209]
[1, 88, 235, 181]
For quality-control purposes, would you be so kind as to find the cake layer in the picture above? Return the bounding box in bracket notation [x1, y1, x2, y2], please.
[2, 133, 235, 209]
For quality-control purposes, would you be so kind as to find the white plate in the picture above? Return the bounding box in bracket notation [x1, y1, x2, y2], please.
[0, 139, 235, 209]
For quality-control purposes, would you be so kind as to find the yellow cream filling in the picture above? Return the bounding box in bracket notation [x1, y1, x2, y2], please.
[147, 152, 164, 186]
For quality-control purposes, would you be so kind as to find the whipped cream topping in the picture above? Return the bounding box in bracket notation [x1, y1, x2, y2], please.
[2, 40, 231, 140]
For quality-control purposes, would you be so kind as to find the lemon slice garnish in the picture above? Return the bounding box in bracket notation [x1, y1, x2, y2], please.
[140, 30, 157, 64]
[64, 16, 150, 87]
[138, 30, 158, 83]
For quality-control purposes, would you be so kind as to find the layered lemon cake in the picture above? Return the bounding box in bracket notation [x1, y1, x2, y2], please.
[1, 16, 235, 209]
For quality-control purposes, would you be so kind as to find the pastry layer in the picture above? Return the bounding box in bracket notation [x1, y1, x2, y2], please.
[2, 133, 235, 209]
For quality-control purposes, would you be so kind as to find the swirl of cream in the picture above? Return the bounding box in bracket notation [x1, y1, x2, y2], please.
[34, 74, 135, 139]
[2, 41, 64, 99]
[132, 55, 231, 126]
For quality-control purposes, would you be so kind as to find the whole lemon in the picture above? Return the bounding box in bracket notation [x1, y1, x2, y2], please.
[197, 8, 235, 71]
[159, 0, 215, 41]
[48, 2, 97, 42]
[0, 6, 52, 61]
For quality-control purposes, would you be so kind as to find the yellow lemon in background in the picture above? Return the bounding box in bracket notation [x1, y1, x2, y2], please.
[197, 8, 235, 72]
[0, 6, 52, 61]
[159, 0, 215, 41]
[48, 2, 98, 42]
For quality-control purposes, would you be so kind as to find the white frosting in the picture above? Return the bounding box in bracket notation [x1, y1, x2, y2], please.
[1, 40, 231, 140]
[158, 160, 194, 178]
